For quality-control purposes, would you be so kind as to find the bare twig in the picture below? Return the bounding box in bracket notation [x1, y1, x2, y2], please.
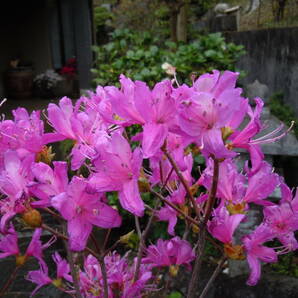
[41, 223, 99, 258]
[98, 256, 109, 298]
[150, 189, 199, 226]
[63, 223, 83, 298]
[133, 201, 159, 282]
[102, 229, 111, 251]
[135, 216, 142, 239]
[202, 158, 220, 225]
[187, 158, 220, 298]
[0, 266, 20, 296]
[43, 207, 64, 221]
[199, 257, 227, 298]
[161, 146, 201, 219]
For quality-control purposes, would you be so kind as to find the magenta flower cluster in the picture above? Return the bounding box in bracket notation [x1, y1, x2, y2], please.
[0, 70, 297, 297]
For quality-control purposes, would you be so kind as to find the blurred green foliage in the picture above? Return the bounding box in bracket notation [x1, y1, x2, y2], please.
[268, 92, 298, 138]
[94, 6, 113, 27]
[271, 251, 298, 277]
[91, 28, 245, 87]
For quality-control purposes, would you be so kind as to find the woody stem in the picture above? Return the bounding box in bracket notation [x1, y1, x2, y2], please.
[187, 158, 220, 298]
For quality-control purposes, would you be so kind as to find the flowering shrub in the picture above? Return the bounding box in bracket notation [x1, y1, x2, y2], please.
[0, 70, 297, 298]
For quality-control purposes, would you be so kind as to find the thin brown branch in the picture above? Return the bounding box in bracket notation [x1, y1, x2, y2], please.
[98, 256, 109, 298]
[41, 223, 99, 258]
[134, 216, 142, 239]
[43, 207, 64, 221]
[63, 222, 83, 298]
[161, 166, 174, 191]
[0, 266, 20, 296]
[91, 233, 102, 255]
[187, 158, 220, 298]
[203, 158, 220, 226]
[102, 229, 111, 251]
[150, 189, 199, 226]
[161, 147, 201, 219]
[199, 257, 227, 298]
[102, 239, 121, 257]
[133, 201, 159, 282]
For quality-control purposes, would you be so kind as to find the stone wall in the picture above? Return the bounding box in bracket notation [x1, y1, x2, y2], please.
[224, 27, 298, 116]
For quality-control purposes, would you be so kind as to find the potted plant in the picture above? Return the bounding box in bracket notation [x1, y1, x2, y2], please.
[4, 58, 33, 99]
[33, 69, 63, 99]
[53, 57, 77, 98]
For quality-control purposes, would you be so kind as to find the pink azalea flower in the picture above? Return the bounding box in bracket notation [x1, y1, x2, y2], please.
[243, 225, 277, 286]
[79, 252, 153, 297]
[27, 253, 72, 297]
[89, 132, 144, 216]
[0, 225, 55, 269]
[29, 161, 68, 208]
[135, 80, 176, 158]
[47, 97, 78, 140]
[263, 199, 298, 250]
[26, 264, 52, 297]
[105, 75, 146, 126]
[52, 176, 122, 251]
[47, 97, 110, 170]
[0, 150, 34, 200]
[279, 182, 298, 211]
[142, 237, 195, 270]
[229, 98, 294, 174]
[0, 225, 19, 259]
[107, 75, 177, 158]
[52, 252, 73, 282]
[198, 158, 246, 202]
[243, 161, 279, 205]
[0, 150, 34, 231]
[156, 205, 178, 236]
[199, 159, 279, 207]
[0, 108, 62, 164]
[208, 207, 245, 244]
[178, 70, 246, 159]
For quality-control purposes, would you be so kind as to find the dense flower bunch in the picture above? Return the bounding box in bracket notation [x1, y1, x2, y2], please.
[0, 70, 297, 297]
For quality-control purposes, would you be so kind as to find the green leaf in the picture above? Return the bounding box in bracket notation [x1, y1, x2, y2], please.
[126, 50, 135, 59]
[167, 292, 182, 298]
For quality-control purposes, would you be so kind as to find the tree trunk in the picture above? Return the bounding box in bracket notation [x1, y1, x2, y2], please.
[170, 8, 178, 43]
[177, 3, 187, 42]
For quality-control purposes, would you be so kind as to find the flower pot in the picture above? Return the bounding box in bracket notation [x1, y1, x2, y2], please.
[53, 78, 74, 98]
[4, 67, 33, 99]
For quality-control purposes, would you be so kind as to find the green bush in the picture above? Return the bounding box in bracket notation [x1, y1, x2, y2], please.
[91, 28, 245, 87]
[268, 92, 298, 138]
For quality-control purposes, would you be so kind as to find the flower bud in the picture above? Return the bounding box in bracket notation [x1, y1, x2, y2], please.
[35, 145, 55, 164]
[161, 62, 176, 76]
[190, 184, 199, 196]
[224, 243, 245, 260]
[178, 205, 189, 220]
[16, 255, 27, 266]
[169, 265, 179, 277]
[138, 169, 150, 193]
[192, 224, 199, 234]
[221, 126, 234, 141]
[22, 208, 42, 228]
[226, 202, 246, 215]
[52, 278, 63, 288]
[119, 230, 135, 244]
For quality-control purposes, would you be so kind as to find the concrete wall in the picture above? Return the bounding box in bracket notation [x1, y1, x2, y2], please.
[224, 27, 298, 116]
[0, 0, 52, 98]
